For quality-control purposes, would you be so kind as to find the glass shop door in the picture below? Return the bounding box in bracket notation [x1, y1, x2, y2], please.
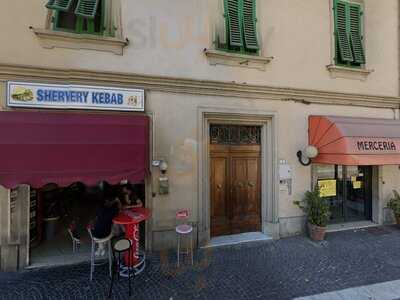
[343, 166, 372, 222]
[314, 165, 372, 224]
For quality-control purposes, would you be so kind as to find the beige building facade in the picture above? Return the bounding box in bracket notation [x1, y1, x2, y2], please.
[0, 0, 400, 271]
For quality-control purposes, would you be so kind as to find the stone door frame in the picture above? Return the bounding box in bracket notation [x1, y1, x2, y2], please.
[197, 106, 280, 246]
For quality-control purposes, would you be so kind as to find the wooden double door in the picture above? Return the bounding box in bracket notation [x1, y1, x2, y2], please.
[210, 143, 261, 237]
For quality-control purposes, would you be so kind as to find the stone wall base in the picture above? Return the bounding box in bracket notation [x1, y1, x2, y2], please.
[0, 245, 19, 272]
[279, 216, 306, 238]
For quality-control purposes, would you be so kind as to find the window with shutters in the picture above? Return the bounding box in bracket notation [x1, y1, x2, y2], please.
[333, 0, 365, 67]
[34, 0, 126, 54]
[218, 0, 259, 54]
[46, 0, 106, 35]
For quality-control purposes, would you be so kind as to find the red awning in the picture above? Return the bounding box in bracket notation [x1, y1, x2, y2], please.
[309, 116, 400, 165]
[0, 111, 149, 188]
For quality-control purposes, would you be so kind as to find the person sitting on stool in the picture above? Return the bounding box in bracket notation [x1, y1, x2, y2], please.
[111, 184, 143, 237]
[91, 196, 121, 256]
[120, 184, 143, 208]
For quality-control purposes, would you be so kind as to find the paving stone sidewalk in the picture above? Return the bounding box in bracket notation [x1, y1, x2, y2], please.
[1, 225, 400, 300]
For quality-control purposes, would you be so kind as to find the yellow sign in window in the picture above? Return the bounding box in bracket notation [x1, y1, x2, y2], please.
[318, 180, 337, 197]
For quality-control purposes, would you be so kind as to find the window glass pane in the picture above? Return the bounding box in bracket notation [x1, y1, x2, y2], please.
[344, 166, 369, 221]
[314, 164, 335, 180]
[56, 0, 78, 31]
[56, 0, 103, 34]
[82, 18, 88, 32]
[346, 166, 359, 178]
[94, 0, 103, 33]
[312, 164, 372, 224]
[313, 164, 343, 223]
[58, 12, 77, 31]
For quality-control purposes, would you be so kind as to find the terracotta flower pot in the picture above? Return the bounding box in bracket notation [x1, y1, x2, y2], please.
[307, 222, 327, 241]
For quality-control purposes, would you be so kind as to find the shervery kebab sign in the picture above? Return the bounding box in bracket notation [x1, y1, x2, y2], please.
[7, 81, 145, 112]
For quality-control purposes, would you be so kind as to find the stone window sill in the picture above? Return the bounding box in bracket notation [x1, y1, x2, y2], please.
[204, 49, 273, 71]
[326, 64, 374, 81]
[32, 28, 129, 55]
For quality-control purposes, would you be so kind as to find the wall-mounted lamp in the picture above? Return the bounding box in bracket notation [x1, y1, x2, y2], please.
[152, 159, 168, 174]
[297, 145, 318, 166]
[159, 160, 168, 174]
[152, 159, 169, 194]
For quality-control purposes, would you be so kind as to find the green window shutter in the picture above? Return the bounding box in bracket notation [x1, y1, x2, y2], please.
[48, 0, 73, 11]
[334, 0, 353, 62]
[45, 0, 55, 9]
[349, 4, 365, 64]
[242, 0, 259, 50]
[226, 0, 243, 47]
[75, 0, 100, 18]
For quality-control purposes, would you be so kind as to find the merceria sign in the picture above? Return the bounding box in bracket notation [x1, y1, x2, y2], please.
[7, 81, 145, 112]
[355, 139, 397, 152]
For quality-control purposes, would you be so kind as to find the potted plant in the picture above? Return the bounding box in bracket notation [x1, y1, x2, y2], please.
[388, 190, 400, 225]
[294, 185, 331, 241]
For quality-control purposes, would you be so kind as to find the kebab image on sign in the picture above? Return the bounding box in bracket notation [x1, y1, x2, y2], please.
[11, 86, 34, 101]
[128, 96, 138, 107]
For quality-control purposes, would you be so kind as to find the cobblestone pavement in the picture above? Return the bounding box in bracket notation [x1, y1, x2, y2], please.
[1, 226, 400, 300]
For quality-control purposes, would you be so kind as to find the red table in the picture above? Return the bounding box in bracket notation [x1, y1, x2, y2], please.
[112, 207, 151, 267]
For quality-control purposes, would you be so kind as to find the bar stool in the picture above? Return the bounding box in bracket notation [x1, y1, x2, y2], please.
[175, 209, 194, 267]
[67, 227, 81, 253]
[109, 238, 134, 298]
[87, 227, 113, 281]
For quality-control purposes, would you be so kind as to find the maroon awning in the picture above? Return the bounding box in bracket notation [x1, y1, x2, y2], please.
[0, 111, 149, 188]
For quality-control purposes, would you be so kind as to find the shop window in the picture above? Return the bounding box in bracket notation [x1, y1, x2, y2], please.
[333, 0, 365, 67]
[46, 0, 105, 35]
[313, 164, 372, 223]
[217, 0, 259, 55]
[29, 181, 147, 266]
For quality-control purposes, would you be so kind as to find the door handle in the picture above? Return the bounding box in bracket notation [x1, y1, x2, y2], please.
[217, 184, 222, 190]
[248, 182, 255, 187]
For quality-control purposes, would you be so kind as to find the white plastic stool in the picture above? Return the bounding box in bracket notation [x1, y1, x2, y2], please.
[175, 209, 193, 267]
[67, 228, 81, 253]
[87, 227, 113, 281]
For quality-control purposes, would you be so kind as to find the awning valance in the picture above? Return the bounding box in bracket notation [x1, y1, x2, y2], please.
[309, 116, 400, 165]
[0, 111, 149, 188]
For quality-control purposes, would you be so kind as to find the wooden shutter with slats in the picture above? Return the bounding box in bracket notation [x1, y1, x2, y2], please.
[226, 0, 243, 47]
[75, 0, 100, 18]
[45, 0, 55, 9]
[50, 0, 73, 11]
[349, 4, 365, 64]
[242, 0, 259, 50]
[335, 0, 353, 63]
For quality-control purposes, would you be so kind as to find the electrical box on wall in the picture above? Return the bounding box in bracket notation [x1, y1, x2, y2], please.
[279, 163, 292, 180]
[279, 160, 293, 195]
[159, 177, 169, 195]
